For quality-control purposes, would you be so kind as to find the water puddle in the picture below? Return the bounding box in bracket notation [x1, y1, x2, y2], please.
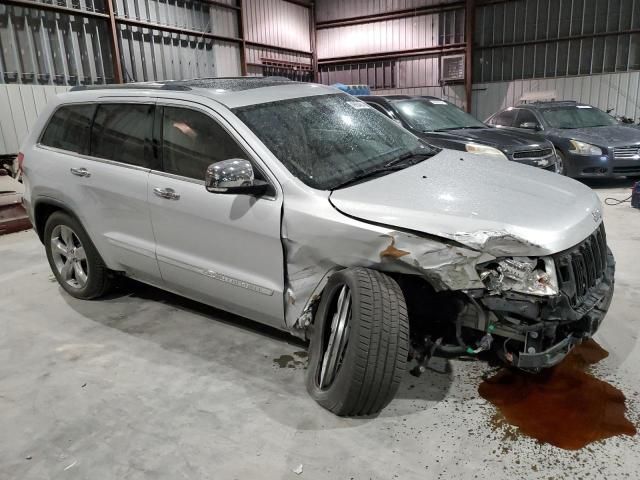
[479, 339, 637, 450]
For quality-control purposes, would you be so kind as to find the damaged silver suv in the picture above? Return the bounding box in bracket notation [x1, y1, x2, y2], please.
[22, 78, 614, 416]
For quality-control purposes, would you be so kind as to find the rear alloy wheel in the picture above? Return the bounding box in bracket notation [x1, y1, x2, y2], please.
[50, 225, 89, 289]
[44, 211, 111, 299]
[306, 267, 409, 416]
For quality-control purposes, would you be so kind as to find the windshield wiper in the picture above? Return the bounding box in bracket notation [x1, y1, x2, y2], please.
[332, 152, 433, 190]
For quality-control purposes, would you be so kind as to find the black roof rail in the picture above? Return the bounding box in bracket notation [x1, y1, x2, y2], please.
[69, 83, 191, 92]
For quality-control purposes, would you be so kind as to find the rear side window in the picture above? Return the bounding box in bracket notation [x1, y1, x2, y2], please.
[40, 104, 95, 154]
[90, 104, 154, 168]
[489, 109, 517, 127]
[161, 106, 245, 180]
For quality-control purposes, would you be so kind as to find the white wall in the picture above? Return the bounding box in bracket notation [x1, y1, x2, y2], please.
[0, 85, 69, 157]
[472, 72, 640, 121]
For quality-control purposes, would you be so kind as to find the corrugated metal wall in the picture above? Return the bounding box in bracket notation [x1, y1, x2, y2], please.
[0, 4, 115, 85]
[315, 0, 465, 93]
[472, 71, 640, 121]
[475, 0, 640, 83]
[243, 0, 312, 77]
[316, 0, 462, 23]
[0, 84, 69, 156]
[244, 0, 310, 52]
[317, 10, 463, 59]
[113, 0, 242, 81]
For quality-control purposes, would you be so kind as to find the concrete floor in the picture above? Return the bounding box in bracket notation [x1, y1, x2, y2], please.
[1, 179, 639, 480]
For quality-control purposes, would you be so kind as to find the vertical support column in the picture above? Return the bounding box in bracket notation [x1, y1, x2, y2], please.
[465, 0, 475, 113]
[105, 0, 123, 83]
[238, 0, 247, 76]
[310, 1, 318, 81]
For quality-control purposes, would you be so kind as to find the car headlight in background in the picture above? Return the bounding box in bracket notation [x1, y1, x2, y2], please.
[465, 143, 508, 159]
[478, 257, 559, 296]
[569, 140, 603, 156]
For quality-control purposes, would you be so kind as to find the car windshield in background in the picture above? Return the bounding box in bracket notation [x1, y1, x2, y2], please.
[540, 106, 619, 129]
[234, 94, 437, 190]
[392, 98, 486, 132]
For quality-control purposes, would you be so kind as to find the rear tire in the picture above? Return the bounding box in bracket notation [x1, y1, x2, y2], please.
[306, 267, 409, 416]
[44, 211, 111, 299]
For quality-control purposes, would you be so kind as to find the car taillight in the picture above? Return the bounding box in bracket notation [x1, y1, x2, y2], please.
[17, 152, 24, 173]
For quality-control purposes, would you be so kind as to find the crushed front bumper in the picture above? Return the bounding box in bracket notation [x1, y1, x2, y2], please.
[475, 247, 615, 370]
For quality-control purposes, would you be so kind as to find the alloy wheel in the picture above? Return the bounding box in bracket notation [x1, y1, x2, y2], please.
[319, 284, 352, 389]
[50, 225, 89, 289]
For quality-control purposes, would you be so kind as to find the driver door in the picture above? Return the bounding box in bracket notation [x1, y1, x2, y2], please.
[147, 101, 285, 328]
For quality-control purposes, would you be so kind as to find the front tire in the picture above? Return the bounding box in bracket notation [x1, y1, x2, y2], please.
[555, 150, 567, 175]
[44, 211, 111, 299]
[306, 267, 409, 416]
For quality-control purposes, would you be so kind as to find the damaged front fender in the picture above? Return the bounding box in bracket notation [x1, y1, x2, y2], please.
[281, 196, 498, 329]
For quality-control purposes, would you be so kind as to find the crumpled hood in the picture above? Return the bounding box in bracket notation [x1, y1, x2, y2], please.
[424, 127, 549, 154]
[330, 149, 602, 257]
[550, 125, 640, 148]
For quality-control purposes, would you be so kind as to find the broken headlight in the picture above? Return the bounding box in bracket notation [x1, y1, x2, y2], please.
[478, 257, 559, 296]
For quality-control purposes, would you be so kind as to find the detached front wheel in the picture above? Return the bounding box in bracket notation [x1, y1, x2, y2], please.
[306, 267, 409, 416]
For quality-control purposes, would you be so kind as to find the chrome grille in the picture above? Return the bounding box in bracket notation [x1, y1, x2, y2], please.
[554, 224, 608, 308]
[613, 145, 640, 159]
[512, 148, 553, 159]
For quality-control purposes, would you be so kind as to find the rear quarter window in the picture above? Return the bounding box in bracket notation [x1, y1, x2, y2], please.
[40, 104, 96, 154]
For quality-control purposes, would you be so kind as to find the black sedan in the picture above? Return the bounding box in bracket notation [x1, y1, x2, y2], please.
[358, 95, 560, 173]
[486, 101, 640, 178]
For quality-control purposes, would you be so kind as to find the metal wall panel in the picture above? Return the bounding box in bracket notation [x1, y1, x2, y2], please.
[244, 0, 311, 52]
[112, 0, 239, 38]
[0, 4, 114, 85]
[0, 84, 69, 156]
[475, 0, 640, 82]
[472, 72, 640, 121]
[315, 0, 462, 23]
[317, 10, 463, 59]
[213, 40, 242, 76]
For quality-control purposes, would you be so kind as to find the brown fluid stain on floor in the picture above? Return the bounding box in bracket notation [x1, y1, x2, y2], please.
[479, 339, 637, 450]
[273, 351, 308, 369]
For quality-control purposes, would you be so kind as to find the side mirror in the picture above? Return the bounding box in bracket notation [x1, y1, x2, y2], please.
[520, 122, 541, 131]
[205, 159, 270, 196]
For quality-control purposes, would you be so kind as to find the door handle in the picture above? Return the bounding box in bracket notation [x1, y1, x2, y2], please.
[153, 187, 180, 200]
[70, 167, 91, 177]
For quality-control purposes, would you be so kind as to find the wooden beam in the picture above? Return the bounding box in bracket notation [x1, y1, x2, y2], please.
[238, 0, 247, 75]
[115, 17, 243, 44]
[318, 44, 466, 65]
[245, 40, 312, 56]
[105, 0, 124, 83]
[2, 0, 109, 19]
[465, 0, 475, 113]
[316, 2, 465, 29]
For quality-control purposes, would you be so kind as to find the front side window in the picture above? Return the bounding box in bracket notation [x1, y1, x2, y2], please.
[234, 93, 437, 190]
[161, 107, 246, 180]
[490, 109, 518, 127]
[90, 103, 154, 168]
[392, 98, 486, 132]
[514, 109, 540, 128]
[539, 105, 618, 129]
[40, 104, 95, 154]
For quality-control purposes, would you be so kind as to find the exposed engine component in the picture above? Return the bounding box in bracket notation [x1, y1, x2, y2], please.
[479, 257, 559, 296]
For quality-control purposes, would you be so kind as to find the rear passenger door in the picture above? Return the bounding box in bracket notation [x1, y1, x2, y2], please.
[147, 101, 285, 328]
[83, 102, 161, 283]
[38, 101, 161, 283]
